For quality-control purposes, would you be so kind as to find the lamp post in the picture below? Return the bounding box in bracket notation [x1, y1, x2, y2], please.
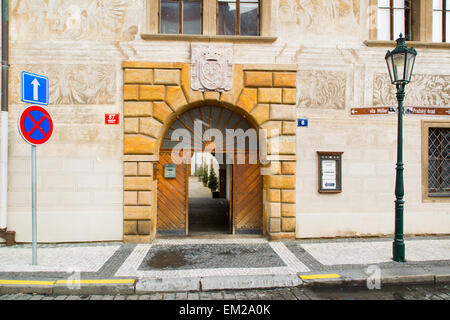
[385, 34, 417, 262]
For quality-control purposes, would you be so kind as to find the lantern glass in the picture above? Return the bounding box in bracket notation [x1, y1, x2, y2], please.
[385, 34, 417, 85]
[386, 55, 395, 83]
[394, 52, 406, 83]
[405, 52, 416, 82]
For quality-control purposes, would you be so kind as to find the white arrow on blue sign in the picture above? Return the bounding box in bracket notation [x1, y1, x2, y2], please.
[21, 71, 49, 106]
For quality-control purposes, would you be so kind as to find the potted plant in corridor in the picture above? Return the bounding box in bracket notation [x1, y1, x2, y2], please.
[195, 165, 204, 182]
[208, 167, 219, 199]
[202, 164, 209, 187]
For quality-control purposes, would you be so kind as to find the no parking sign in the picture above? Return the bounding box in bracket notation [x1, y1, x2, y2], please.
[17, 105, 54, 265]
[18, 105, 54, 145]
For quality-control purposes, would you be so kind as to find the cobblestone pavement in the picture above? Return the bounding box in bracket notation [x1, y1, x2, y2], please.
[0, 284, 448, 300]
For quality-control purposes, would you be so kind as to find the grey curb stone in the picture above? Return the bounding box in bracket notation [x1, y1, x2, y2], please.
[300, 278, 344, 287]
[0, 285, 53, 295]
[435, 274, 450, 284]
[53, 283, 135, 295]
[0, 272, 447, 294]
[381, 274, 435, 285]
[200, 274, 302, 291]
[297, 269, 440, 288]
[136, 277, 200, 293]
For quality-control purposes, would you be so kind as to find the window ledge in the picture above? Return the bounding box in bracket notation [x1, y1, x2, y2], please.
[428, 193, 450, 198]
[141, 33, 277, 43]
[364, 40, 450, 49]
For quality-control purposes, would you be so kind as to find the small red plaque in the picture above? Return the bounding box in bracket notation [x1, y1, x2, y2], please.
[105, 113, 120, 125]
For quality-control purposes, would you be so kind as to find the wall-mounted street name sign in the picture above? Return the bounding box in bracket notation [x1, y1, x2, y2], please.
[350, 107, 396, 115]
[351, 106, 450, 116]
[405, 107, 450, 115]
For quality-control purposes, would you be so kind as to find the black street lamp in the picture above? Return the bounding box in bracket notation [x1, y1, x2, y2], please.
[385, 34, 417, 262]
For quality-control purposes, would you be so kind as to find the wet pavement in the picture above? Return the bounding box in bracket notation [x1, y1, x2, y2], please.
[139, 243, 285, 270]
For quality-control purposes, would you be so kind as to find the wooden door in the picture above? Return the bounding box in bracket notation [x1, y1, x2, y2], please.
[232, 161, 263, 234]
[157, 151, 188, 235]
[219, 168, 226, 198]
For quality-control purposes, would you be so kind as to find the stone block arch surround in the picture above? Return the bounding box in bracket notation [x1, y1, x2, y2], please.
[122, 61, 298, 242]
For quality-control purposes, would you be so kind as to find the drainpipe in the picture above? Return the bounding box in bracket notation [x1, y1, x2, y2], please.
[0, 0, 14, 246]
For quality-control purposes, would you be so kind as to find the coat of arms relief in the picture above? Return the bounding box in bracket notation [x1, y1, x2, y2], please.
[191, 44, 233, 92]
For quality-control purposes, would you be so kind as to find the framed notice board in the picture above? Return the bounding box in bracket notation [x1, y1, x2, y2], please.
[317, 151, 343, 193]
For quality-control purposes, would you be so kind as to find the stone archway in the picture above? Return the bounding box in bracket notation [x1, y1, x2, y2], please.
[122, 61, 298, 242]
[157, 104, 263, 236]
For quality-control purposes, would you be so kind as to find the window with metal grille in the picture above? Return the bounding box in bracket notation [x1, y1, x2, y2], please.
[428, 127, 450, 196]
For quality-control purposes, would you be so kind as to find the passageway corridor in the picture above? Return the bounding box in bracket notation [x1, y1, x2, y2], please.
[188, 177, 229, 235]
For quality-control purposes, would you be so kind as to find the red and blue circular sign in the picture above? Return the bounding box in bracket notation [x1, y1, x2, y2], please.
[18, 106, 53, 145]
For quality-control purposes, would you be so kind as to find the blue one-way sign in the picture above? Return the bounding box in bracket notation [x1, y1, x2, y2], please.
[21, 71, 49, 106]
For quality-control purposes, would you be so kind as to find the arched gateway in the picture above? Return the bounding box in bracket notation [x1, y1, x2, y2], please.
[158, 106, 263, 235]
[122, 62, 298, 242]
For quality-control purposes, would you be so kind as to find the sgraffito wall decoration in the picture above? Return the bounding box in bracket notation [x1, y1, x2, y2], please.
[10, 64, 116, 105]
[11, 0, 139, 41]
[373, 74, 450, 107]
[278, 0, 360, 38]
[298, 70, 347, 109]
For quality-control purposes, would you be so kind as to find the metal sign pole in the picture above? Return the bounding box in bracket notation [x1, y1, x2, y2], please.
[31, 144, 37, 265]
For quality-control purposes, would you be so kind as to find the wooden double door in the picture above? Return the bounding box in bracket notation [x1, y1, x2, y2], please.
[156, 151, 263, 235]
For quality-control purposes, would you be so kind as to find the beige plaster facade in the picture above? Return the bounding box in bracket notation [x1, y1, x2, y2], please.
[1, 0, 449, 243]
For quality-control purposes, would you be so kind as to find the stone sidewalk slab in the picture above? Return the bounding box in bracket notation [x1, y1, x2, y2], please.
[0, 245, 120, 272]
[298, 239, 450, 266]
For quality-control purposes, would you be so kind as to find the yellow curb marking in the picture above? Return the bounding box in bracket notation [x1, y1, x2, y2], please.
[56, 279, 135, 285]
[300, 274, 341, 280]
[0, 280, 55, 286]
